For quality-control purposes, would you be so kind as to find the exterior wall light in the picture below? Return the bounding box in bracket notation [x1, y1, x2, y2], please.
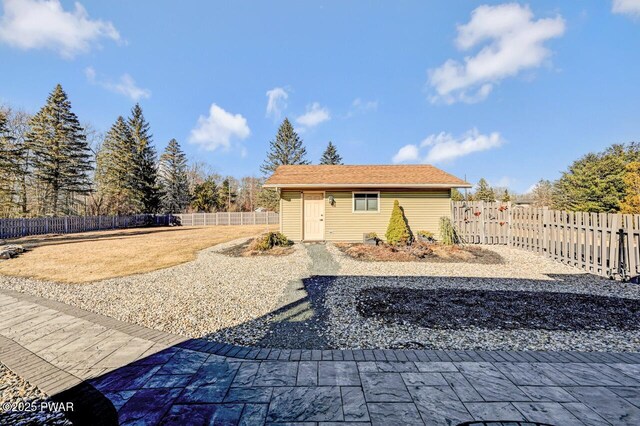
[328, 195, 335, 205]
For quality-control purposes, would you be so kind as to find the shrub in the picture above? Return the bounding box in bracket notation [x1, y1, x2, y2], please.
[416, 230, 435, 242]
[439, 216, 463, 245]
[364, 232, 378, 240]
[250, 232, 293, 251]
[385, 200, 412, 246]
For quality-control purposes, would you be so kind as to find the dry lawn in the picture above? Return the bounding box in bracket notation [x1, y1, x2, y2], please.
[0, 225, 274, 283]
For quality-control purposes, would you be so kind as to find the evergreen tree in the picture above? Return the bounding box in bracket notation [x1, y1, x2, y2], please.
[158, 139, 190, 213]
[0, 112, 18, 213]
[501, 189, 512, 203]
[553, 143, 640, 212]
[474, 178, 496, 202]
[217, 178, 237, 211]
[530, 179, 554, 207]
[385, 200, 412, 245]
[450, 188, 464, 202]
[191, 178, 218, 212]
[260, 118, 309, 175]
[128, 104, 159, 213]
[319, 141, 343, 165]
[620, 161, 640, 214]
[26, 84, 92, 216]
[95, 117, 142, 215]
[257, 186, 280, 212]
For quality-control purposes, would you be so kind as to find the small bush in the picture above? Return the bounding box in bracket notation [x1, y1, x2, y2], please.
[416, 230, 435, 242]
[250, 232, 293, 251]
[385, 200, 412, 246]
[364, 232, 378, 240]
[439, 216, 463, 246]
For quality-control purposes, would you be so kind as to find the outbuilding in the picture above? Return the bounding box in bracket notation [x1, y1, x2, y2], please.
[263, 165, 471, 242]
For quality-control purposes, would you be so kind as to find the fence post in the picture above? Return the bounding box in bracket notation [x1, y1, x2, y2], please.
[542, 207, 549, 256]
[479, 201, 485, 244]
[506, 201, 512, 246]
[22, 218, 26, 237]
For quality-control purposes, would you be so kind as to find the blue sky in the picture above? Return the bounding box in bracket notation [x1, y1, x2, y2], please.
[1, 0, 639, 192]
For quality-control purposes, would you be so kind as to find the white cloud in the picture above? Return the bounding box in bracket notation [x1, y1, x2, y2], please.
[612, 0, 640, 18]
[428, 3, 565, 104]
[347, 98, 378, 117]
[189, 103, 251, 152]
[265, 87, 288, 120]
[85, 67, 150, 101]
[296, 102, 330, 128]
[392, 145, 420, 163]
[392, 129, 505, 164]
[0, 0, 120, 58]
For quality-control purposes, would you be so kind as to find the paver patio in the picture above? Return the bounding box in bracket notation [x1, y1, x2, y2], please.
[2, 288, 640, 425]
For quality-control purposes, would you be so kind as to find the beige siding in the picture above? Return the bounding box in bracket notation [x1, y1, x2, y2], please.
[324, 190, 451, 242]
[280, 190, 302, 241]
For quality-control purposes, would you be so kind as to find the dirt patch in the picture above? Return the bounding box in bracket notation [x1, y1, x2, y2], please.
[336, 242, 503, 264]
[357, 287, 640, 331]
[221, 240, 295, 257]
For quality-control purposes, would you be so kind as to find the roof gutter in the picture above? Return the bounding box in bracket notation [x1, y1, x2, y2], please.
[263, 183, 473, 189]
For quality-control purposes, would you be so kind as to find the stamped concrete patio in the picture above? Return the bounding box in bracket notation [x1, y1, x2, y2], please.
[2, 288, 640, 425]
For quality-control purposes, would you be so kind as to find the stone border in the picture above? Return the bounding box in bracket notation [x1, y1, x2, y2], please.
[0, 334, 81, 395]
[178, 339, 640, 364]
[0, 288, 186, 347]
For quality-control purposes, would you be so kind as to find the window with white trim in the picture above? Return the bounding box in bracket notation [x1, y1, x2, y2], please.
[353, 192, 379, 212]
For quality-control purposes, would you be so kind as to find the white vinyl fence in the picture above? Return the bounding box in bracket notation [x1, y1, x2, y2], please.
[170, 212, 279, 226]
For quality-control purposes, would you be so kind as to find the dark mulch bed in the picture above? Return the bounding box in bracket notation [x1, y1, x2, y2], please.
[221, 241, 294, 257]
[357, 287, 640, 331]
[336, 243, 504, 264]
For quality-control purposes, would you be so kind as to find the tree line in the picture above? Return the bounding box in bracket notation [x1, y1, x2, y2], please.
[0, 86, 344, 218]
[454, 143, 640, 214]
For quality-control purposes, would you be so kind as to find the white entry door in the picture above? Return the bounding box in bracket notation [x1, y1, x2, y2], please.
[303, 193, 325, 241]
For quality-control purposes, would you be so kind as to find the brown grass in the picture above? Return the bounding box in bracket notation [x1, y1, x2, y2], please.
[0, 225, 275, 283]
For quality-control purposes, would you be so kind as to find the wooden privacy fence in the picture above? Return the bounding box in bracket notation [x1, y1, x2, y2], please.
[0, 211, 279, 239]
[0, 214, 164, 239]
[452, 201, 640, 280]
[171, 212, 279, 227]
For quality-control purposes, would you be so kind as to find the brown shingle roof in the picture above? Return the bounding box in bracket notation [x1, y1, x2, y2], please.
[263, 165, 471, 188]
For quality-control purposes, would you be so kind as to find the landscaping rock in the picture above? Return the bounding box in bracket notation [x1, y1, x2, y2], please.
[0, 362, 71, 425]
[0, 244, 25, 259]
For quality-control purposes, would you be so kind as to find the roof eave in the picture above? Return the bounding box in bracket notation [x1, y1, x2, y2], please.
[263, 183, 473, 189]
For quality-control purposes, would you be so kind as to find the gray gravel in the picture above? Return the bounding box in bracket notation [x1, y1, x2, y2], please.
[325, 244, 640, 352]
[0, 363, 71, 425]
[0, 237, 310, 346]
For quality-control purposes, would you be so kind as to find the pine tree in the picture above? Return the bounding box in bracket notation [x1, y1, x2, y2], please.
[450, 188, 464, 202]
[26, 84, 92, 216]
[0, 111, 18, 214]
[474, 178, 496, 202]
[501, 189, 512, 202]
[260, 118, 309, 175]
[530, 179, 554, 207]
[95, 117, 141, 215]
[620, 161, 640, 214]
[319, 141, 343, 165]
[158, 139, 190, 213]
[128, 104, 159, 213]
[553, 143, 640, 212]
[385, 200, 412, 245]
[217, 178, 238, 211]
[191, 178, 218, 212]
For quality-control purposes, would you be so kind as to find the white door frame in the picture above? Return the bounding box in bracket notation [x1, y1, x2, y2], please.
[302, 191, 325, 241]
